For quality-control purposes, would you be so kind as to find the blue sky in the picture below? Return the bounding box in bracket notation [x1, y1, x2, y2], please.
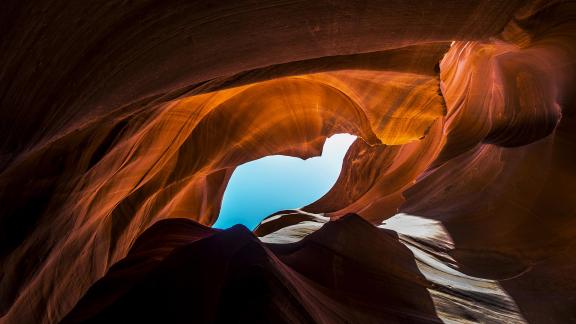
[213, 133, 356, 230]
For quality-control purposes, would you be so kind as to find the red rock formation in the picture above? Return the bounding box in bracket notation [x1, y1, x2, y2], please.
[1, 0, 575, 323]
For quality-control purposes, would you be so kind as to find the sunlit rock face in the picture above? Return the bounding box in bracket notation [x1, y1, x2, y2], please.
[1, 0, 575, 323]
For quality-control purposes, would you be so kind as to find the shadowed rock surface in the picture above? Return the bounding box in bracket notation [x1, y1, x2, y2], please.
[63, 215, 441, 323]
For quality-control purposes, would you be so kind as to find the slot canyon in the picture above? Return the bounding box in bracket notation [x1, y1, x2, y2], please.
[1, 0, 576, 323]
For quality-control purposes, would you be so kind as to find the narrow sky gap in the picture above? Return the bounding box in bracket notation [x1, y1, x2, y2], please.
[213, 133, 357, 229]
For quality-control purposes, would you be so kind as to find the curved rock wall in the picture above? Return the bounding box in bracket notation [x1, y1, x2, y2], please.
[0, 0, 575, 323]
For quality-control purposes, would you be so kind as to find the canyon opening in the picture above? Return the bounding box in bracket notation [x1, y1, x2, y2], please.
[214, 133, 357, 230]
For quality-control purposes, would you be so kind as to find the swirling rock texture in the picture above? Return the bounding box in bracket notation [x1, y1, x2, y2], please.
[1, 0, 575, 323]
